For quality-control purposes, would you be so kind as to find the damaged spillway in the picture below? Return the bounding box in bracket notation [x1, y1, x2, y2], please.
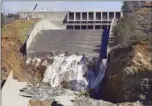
[22, 27, 112, 103]
[42, 53, 88, 91]
[24, 29, 110, 100]
[26, 53, 107, 94]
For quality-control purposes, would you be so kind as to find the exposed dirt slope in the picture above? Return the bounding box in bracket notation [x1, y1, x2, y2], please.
[1, 19, 38, 81]
[102, 42, 152, 105]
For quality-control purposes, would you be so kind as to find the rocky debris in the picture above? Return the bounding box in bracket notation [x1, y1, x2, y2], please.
[50, 96, 143, 106]
[29, 99, 53, 106]
[116, 101, 143, 106]
[21, 84, 143, 106]
[26, 57, 54, 68]
[19, 84, 78, 100]
[72, 96, 143, 106]
[102, 43, 152, 105]
[72, 96, 114, 106]
[25, 57, 54, 83]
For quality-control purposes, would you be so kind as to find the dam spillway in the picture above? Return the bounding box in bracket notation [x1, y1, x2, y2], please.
[24, 18, 116, 99]
[27, 30, 103, 58]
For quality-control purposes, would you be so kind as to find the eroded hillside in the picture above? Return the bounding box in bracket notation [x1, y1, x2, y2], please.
[1, 19, 38, 81]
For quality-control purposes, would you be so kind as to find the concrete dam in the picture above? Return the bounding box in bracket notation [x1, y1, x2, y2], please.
[27, 30, 103, 58]
[18, 11, 122, 30]
[23, 10, 119, 100]
[21, 11, 121, 58]
[25, 11, 120, 58]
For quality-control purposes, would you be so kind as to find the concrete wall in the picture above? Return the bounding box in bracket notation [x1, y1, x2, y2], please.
[18, 11, 122, 21]
[107, 18, 118, 51]
[26, 19, 61, 50]
[2, 71, 14, 106]
[18, 11, 122, 30]
[109, 18, 117, 37]
[2, 71, 30, 106]
[66, 11, 122, 30]
[67, 11, 122, 21]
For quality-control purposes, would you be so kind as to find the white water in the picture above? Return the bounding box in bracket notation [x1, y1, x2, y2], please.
[42, 53, 88, 91]
[41, 53, 107, 92]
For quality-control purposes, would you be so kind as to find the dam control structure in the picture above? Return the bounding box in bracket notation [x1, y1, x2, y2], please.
[19, 11, 122, 58]
[18, 11, 122, 30]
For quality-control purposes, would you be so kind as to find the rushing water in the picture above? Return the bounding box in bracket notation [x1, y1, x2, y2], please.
[42, 53, 88, 91]
[37, 53, 108, 92]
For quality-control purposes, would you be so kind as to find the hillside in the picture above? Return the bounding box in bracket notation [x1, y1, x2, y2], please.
[101, 1, 152, 105]
[1, 19, 38, 81]
[112, 1, 152, 46]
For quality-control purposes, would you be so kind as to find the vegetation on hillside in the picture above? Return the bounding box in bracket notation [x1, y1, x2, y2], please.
[1, 13, 20, 28]
[2, 20, 36, 44]
[113, 1, 152, 46]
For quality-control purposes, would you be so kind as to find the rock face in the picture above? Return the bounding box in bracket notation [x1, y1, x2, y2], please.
[102, 43, 152, 105]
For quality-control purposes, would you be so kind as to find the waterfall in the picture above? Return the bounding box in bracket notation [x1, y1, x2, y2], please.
[42, 53, 88, 91]
[27, 28, 110, 93]
[88, 59, 107, 92]
[41, 53, 107, 92]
